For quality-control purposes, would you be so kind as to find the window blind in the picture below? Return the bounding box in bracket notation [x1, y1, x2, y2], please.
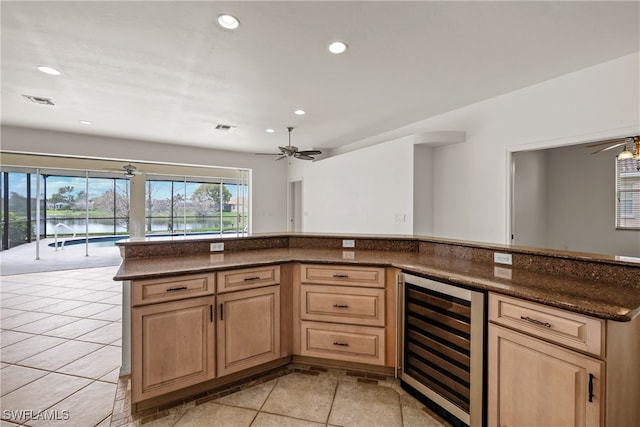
[616, 158, 640, 229]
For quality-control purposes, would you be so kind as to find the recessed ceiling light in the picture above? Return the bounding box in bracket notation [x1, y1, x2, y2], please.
[79, 120, 92, 125]
[217, 14, 240, 30]
[37, 65, 61, 76]
[294, 109, 306, 116]
[266, 128, 275, 133]
[328, 41, 348, 54]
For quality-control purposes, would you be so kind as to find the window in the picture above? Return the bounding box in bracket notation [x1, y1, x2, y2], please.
[145, 173, 249, 237]
[0, 170, 130, 250]
[45, 175, 130, 236]
[616, 158, 640, 229]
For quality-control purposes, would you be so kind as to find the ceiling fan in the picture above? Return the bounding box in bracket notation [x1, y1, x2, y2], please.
[121, 163, 141, 178]
[587, 135, 640, 159]
[259, 127, 322, 161]
[102, 163, 142, 177]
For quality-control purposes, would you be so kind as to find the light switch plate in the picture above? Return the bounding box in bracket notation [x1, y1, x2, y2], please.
[342, 239, 355, 248]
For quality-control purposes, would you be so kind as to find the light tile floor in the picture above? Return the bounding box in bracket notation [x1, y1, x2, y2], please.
[1, 264, 448, 427]
[125, 368, 448, 427]
[1, 266, 122, 427]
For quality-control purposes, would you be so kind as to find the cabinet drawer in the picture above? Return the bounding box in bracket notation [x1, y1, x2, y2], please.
[301, 284, 385, 327]
[300, 321, 385, 366]
[132, 274, 215, 306]
[300, 264, 385, 288]
[489, 293, 604, 356]
[217, 265, 280, 293]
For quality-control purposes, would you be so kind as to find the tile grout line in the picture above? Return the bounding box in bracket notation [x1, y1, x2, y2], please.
[325, 372, 340, 426]
[248, 376, 279, 426]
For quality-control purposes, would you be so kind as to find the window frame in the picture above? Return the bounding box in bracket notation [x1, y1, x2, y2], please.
[615, 158, 640, 230]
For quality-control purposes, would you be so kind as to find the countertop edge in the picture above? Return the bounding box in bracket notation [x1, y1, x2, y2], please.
[114, 255, 638, 322]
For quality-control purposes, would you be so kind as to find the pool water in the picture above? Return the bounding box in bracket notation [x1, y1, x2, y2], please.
[48, 232, 239, 248]
[48, 236, 126, 248]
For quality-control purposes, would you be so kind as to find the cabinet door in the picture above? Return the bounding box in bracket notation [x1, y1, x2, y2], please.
[217, 285, 280, 376]
[132, 296, 215, 402]
[489, 324, 603, 427]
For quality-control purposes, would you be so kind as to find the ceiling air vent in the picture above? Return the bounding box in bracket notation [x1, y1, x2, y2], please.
[215, 124, 236, 131]
[22, 95, 55, 105]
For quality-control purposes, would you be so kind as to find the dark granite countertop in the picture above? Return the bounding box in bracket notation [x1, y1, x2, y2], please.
[114, 247, 640, 322]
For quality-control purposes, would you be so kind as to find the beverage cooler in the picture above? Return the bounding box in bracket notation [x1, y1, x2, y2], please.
[400, 273, 486, 427]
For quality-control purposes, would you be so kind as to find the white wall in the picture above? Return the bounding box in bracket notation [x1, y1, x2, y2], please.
[545, 144, 640, 257]
[0, 125, 288, 233]
[513, 144, 640, 257]
[413, 144, 435, 236]
[288, 135, 414, 235]
[513, 150, 548, 249]
[290, 53, 640, 247]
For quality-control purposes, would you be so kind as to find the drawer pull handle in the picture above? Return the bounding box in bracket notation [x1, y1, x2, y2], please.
[520, 316, 552, 328]
[333, 304, 350, 308]
[244, 276, 261, 281]
[588, 373, 595, 402]
[333, 341, 349, 347]
[333, 274, 349, 278]
[166, 286, 188, 292]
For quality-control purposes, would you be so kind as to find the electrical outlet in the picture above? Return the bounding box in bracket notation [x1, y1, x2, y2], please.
[210, 254, 224, 263]
[494, 252, 512, 265]
[342, 251, 355, 260]
[210, 242, 224, 252]
[494, 266, 512, 280]
[342, 239, 355, 248]
[394, 213, 406, 223]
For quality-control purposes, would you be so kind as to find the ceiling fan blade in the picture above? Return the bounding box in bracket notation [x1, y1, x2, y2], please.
[585, 138, 627, 148]
[294, 154, 315, 160]
[591, 142, 626, 154]
[275, 155, 287, 161]
[255, 152, 282, 156]
[297, 150, 322, 156]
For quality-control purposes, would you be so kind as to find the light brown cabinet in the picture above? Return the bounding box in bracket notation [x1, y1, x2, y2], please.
[301, 284, 385, 326]
[131, 295, 216, 402]
[489, 324, 603, 426]
[217, 284, 281, 376]
[488, 293, 640, 427]
[131, 273, 215, 306]
[298, 264, 388, 366]
[217, 265, 280, 293]
[130, 266, 282, 406]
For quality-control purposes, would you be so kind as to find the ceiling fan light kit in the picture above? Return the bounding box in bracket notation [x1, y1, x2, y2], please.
[587, 135, 640, 160]
[616, 136, 640, 161]
[123, 163, 138, 178]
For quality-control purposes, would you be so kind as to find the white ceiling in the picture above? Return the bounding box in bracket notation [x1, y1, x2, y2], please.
[2, 1, 639, 155]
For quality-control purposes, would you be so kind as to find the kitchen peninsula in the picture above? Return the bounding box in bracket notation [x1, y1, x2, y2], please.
[114, 233, 640, 426]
